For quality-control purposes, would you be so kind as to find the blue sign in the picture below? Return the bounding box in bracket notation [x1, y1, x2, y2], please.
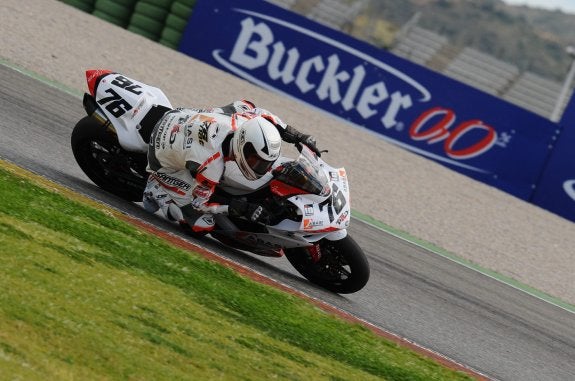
[180, 0, 560, 201]
[531, 93, 575, 220]
[560, 91, 575, 128]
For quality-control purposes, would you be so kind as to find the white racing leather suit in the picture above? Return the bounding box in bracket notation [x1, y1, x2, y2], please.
[143, 100, 289, 232]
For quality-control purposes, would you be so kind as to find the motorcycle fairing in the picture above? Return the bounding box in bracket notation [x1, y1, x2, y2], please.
[86, 69, 112, 96]
[287, 166, 351, 233]
[86, 70, 173, 153]
[211, 230, 312, 254]
[269, 179, 309, 197]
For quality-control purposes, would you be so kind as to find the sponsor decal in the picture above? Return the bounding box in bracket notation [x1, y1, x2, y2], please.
[198, 122, 209, 146]
[131, 98, 145, 119]
[213, 14, 501, 170]
[184, 125, 194, 149]
[211, 124, 220, 139]
[336, 210, 349, 225]
[409, 107, 497, 160]
[169, 124, 181, 145]
[153, 122, 166, 150]
[192, 184, 212, 200]
[304, 204, 314, 216]
[155, 173, 192, 191]
[303, 219, 323, 230]
[202, 215, 215, 225]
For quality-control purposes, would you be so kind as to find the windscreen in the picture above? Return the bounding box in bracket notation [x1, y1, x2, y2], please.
[272, 151, 330, 196]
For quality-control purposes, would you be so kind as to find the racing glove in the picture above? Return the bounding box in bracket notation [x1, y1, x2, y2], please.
[282, 125, 322, 157]
[228, 199, 270, 224]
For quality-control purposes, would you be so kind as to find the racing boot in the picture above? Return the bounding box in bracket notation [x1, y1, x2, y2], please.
[188, 213, 216, 233]
[179, 208, 215, 237]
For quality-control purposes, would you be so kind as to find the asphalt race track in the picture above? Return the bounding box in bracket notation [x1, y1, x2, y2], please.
[1, 64, 574, 380]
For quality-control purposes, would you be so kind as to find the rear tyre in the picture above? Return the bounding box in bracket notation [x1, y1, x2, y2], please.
[285, 235, 370, 294]
[71, 116, 148, 201]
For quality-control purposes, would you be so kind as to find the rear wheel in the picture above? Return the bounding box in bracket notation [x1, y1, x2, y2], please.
[285, 235, 370, 294]
[71, 116, 148, 201]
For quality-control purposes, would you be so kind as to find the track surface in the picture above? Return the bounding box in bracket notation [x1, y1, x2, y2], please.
[1, 65, 574, 380]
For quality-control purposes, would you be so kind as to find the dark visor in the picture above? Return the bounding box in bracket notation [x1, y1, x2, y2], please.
[243, 143, 274, 175]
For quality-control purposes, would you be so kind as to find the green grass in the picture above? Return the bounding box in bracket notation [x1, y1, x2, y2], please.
[0, 165, 473, 381]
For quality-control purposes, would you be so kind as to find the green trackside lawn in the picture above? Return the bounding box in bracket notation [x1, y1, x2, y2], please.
[0, 166, 473, 381]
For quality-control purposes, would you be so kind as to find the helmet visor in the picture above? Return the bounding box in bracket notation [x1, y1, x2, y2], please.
[243, 143, 275, 176]
[246, 154, 274, 176]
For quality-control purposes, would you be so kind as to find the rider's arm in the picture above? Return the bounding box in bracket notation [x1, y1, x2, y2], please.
[185, 162, 268, 222]
[269, 120, 322, 157]
[187, 186, 268, 223]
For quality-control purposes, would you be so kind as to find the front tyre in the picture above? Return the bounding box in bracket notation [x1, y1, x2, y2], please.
[71, 116, 148, 201]
[285, 235, 370, 294]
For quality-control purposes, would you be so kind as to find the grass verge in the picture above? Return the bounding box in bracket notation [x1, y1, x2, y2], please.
[0, 165, 473, 380]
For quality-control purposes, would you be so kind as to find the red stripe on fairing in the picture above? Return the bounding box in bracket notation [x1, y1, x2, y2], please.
[85, 69, 113, 96]
[269, 179, 307, 197]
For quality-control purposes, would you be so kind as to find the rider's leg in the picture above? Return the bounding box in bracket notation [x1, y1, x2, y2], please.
[146, 170, 215, 232]
[142, 176, 184, 222]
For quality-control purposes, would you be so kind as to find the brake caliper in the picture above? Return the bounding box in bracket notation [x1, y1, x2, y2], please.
[307, 244, 322, 263]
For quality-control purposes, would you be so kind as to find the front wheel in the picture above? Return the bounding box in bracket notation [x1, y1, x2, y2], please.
[71, 116, 148, 201]
[284, 235, 370, 294]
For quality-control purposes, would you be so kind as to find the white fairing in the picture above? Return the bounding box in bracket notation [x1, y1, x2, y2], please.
[95, 73, 172, 152]
[270, 146, 351, 242]
[220, 146, 350, 246]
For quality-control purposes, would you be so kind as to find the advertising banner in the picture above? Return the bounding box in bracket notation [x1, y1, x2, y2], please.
[179, 0, 560, 200]
[531, 93, 575, 221]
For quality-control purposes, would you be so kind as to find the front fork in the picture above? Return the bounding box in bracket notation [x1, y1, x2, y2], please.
[307, 244, 322, 263]
[306, 229, 347, 263]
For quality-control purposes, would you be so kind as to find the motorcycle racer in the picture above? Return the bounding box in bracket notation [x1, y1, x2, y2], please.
[73, 70, 369, 293]
[143, 100, 321, 233]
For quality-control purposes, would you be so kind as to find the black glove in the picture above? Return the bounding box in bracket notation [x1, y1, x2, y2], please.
[284, 125, 322, 157]
[300, 134, 322, 157]
[228, 199, 270, 224]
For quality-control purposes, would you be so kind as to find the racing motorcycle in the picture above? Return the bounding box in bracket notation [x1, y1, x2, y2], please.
[71, 69, 370, 294]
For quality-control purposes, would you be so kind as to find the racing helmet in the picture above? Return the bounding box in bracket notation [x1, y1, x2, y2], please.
[232, 116, 282, 181]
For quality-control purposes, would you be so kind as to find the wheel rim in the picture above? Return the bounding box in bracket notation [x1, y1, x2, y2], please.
[77, 138, 148, 193]
[307, 242, 351, 283]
